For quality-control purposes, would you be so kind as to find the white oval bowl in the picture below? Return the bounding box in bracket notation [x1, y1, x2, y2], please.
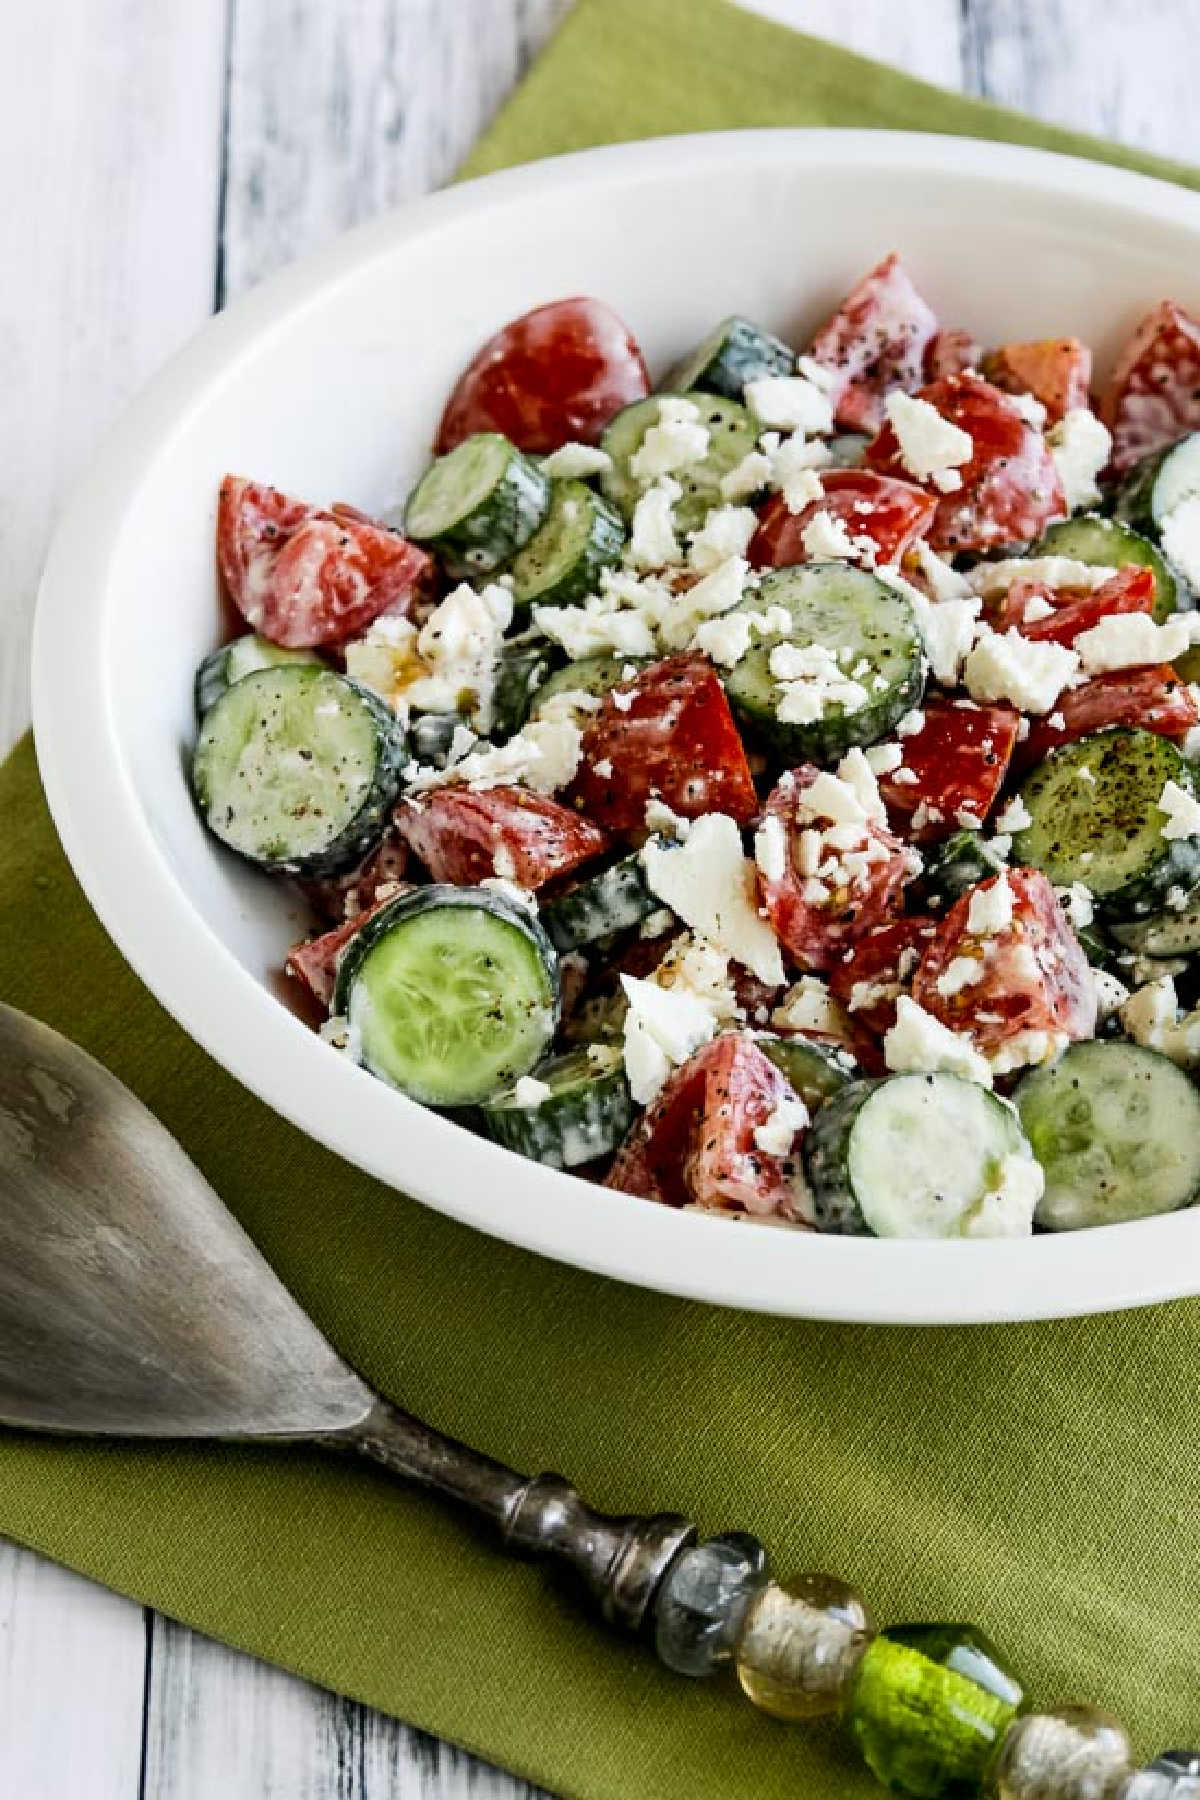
[32, 129, 1200, 1324]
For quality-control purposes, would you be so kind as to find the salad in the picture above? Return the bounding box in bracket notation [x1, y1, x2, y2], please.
[191, 258, 1200, 1242]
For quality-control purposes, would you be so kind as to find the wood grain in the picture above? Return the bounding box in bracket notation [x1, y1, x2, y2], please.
[4, 3, 1200, 1796]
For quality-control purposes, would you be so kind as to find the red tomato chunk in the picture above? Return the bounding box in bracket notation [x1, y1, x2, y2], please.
[300, 831, 410, 926]
[827, 915, 939, 1039]
[570, 654, 758, 834]
[217, 477, 433, 649]
[748, 469, 936, 571]
[435, 297, 650, 455]
[287, 892, 401, 1009]
[983, 337, 1092, 424]
[398, 785, 608, 888]
[1020, 566, 1156, 649]
[912, 868, 1097, 1061]
[1101, 299, 1200, 476]
[924, 326, 983, 382]
[805, 253, 939, 434]
[866, 373, 1067, 553]
[877, 697, 1019, 841]
[757, 768, 915, 972]
[607, 1033, 810, 1221]
[1016, 665, 1198, 770]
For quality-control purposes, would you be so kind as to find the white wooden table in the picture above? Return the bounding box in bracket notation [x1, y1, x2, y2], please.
[2, 2, 1199, 1792]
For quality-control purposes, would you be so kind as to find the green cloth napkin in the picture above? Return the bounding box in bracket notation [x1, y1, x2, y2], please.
[5, 3, 1200, 1794]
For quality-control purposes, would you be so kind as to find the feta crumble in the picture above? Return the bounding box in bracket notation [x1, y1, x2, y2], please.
[688, 504, 758, 572]
[1047, 408, 1111, 512]
[620, 973, 716, 1105]
[884, 391, 973, 487]
[628, 397, 709, 482]
[1158, 779, 1200, 841]
[801, 509, 874, 565]
[967, 872, 1014, 936]
[769, 640, 870, 726]
[754, 813, 789, 885]
[1160, 494, 1200, 591]
[965, 557, 1117, 598]
[993, 795, 1032, 835]
[1074, 610, 1198, 675]
[753, 1094, 811, 1158]
[883, 995, 992, 1086]
[512, 1076, 552, 1107]
[642, 813, 786, 987]
[539, 442, 613, 480]
[628, 478, 682, 568]
[744, 374, 834, 435]
[963, 628, 1079, 715]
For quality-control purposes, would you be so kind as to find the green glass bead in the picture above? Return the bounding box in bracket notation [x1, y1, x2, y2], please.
[653, 1532, 768, 1678]
[989, 1707, 1132, 1800]
[847, 1623, 1024, 1799]
[734, 1573, 874, 1721]
[1123, 1753, 1200, 1800]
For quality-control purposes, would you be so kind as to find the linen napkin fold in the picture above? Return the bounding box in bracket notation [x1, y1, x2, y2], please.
[4, 3, 1200, 1795]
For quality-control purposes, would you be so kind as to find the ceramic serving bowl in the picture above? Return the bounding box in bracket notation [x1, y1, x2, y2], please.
[33, 129, 1200, 1324]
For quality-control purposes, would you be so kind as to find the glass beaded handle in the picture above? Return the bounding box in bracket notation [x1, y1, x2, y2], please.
[336, 1399, 1197, 1800]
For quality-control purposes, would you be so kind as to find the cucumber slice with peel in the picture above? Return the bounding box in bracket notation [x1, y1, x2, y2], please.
[541, 854, 658, 952]
[479, 1047, 633, 1168]
[1012, 727, 1200, 920]
[404, 432, 550, 576]
[529, 654, 650, 721]
[600, 393, 759, 535]
[803, 1073, 1039, 1238]
[194, 633, 321, 720]
[506, 479, 624, 611]
[490, 634, 562, 738]
[912, 830, 1009, 910]
[1033, 512, 1178, 622]
[723, 562, 926, 764]
[334, 884, 559, 1107]
[1015, 1039, 1200, 1228]
[1110, 884, 1200, 956]
[191, 664, 406, 877]
[755, 1035, 853, 1110]
[663, 315, 794, 400]
[1113, 430, 1200, 535]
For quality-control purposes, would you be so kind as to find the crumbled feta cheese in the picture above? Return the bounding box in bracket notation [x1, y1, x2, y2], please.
[836, 747, 887, 823]
[801, 509, 871, 564]
[798, 769, 868, 827]
[883, 995, 992, 1086]
[344, 617, 423, 711]
[1074, 610, 1198, 675]
[966, 557, 1117, 598]
[1047, 407, 1111, 512]
[771, 975, 850, 1041]
[962, 1153, 1042, 1238]
[744, 375, 834, 434]
[1093, 969, 1130, 1022]
[896, 708, 925, 737]
[512, 1075, 552, 1107]
[641, 908, 675, 939]
[915, 595, 982, 686]
[533, 602, 658, 661]
[992, 796, 1030, 836]
[1056, 882, 1094, 928]
[753, 1094, 811, 1158]
[691, 611, 754, 667]
[754, 813, 789, 885]
[769, 641, 870, 725]
[1160, 494, 1200, 591]
[1022, 595, 1055, 624]
[405, 716, 581, 795]
[539, 442, 613, 479]
[1158, 778, 1200, 840]
[660, 556, 749, 649]
[963, 628, 1079, 715]
[688, 504, 758, 572]
[1121, 975, 1180, 1052]
[865, 742, 904, 776]
[987, 1030, 1068, 1076]
[403, 582, 513, 730]
[796, 355, 838, 393]
[534, 687, 604, 725]
[319, 1015, 362, 1060]
[719, 449, 774, 501]
[936, 955, 985, 998]
[645, 797, 690, 840]
[628, 397, 709, 483]
[770, 432, 829, 513]
[967, 872, 1014, 936]
[642, 813, 786, 986]
[628, 478, 682, 567]
[884, 391, 973, 486]
[1010, 391, 1048, 429]
[912, 539, 972, 602]
[620, 974, 715, 1104]
[1047, 711, 1065, 731]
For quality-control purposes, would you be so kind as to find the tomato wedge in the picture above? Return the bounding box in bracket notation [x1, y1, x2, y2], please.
[827, 914, 939, 1039]
[925, 326, 983, 382]
[1100, 299, 1200, 476]
[435, 297, 650, 454]
[912, 868, 1097, 1060]
[570, 654, 758, 834]
[757, 768, 915, 972]
[1015, 665, 1199, 770]
[877, 697, 1019, 840]
[1019, 566, 1156, 649]
[217, 476, 434, 649]
[398, 785, 609, 888]
[866, 373, 1067, 553]
[982, 337, 1092, 424]
[300, 831, 411, 926]
[748, 469, 936, 570]
[287, 891, 401, 1009]
[805, 253, 939, 434]
[607, 1033, 809, 1220]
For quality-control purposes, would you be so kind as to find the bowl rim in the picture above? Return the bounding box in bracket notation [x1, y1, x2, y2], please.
[32, 125, 1200, 1325]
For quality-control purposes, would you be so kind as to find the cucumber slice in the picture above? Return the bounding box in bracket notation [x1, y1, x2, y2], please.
[723, 562, 926, 764]
[408, 711, 463, 764]
[1110, 884, 1200, 956]
[490, 634, 563, 739]
[1033, 513, 1178, 622]
[825, 432, 871, 470]
[1113, 431, 1200, 535]
[528, 653, 650, 721]
[1015, 1039, 1200, 1229]
[334, 884, 559, 1106]
[505, 479, 624, 612]
[663, 315, 794, 401]
[912, 829, 1008, 910]
[755, 1035, 852, 1110]
[191, 665, 406, 877]
[1012, 727, 1200, 920]
[803, 1074, 1037, 1238]
[194, 634, 321, 720]
[599, 393, 759, 535]
[478, 1047, 633, 1168]
[541, 854, 657, 952]
[404, 433, 550, 577]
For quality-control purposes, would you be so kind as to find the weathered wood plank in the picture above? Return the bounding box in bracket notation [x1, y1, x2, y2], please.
[0, 0, 227, 756]
[752, 0, 963, 88]
[0, 1547, 147, 1800]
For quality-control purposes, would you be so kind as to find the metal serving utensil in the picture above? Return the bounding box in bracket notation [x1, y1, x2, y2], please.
[0, 1001, 695, 1630]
